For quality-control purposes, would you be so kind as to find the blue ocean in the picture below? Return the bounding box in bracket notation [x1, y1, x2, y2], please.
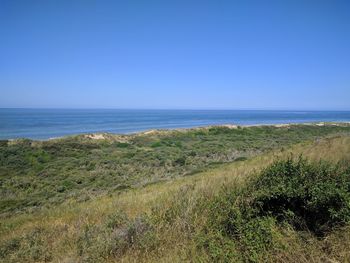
[0, 109, 350, 140]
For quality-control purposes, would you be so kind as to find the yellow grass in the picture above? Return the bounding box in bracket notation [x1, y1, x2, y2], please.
[1, 135, 350, 262]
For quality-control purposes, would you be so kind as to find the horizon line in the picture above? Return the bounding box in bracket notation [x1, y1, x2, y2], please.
[1, 107, 350, 111]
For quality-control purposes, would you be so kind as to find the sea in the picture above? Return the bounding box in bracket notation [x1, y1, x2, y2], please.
[0, 109, 350, 140]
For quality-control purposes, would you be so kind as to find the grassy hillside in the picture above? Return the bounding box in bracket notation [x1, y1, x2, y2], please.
[1, 124, 350, 262]
[1, 123, 350, 216]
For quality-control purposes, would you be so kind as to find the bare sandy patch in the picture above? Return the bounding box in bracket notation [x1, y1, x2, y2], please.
[85, 134, 106, 140]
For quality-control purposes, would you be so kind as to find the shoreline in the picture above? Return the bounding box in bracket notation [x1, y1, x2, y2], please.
[4, 121, 350, 142]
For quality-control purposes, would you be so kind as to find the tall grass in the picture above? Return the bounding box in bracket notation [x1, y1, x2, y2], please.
[1, 134, 350, 262]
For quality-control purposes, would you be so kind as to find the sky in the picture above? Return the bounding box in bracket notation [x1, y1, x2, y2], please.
[0, 0, 349, 110]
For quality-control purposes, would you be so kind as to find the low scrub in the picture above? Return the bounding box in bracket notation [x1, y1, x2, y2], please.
[1, 136, 350, 262]
[199, 157, 350, 262]
[76, 212, 158, 262]
[1, 124, 350, 215]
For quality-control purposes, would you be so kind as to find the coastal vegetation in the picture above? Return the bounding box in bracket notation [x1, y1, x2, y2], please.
[1, 123, 350, 262]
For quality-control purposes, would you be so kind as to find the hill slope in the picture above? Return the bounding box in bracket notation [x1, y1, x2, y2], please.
[1, 123, 350, 215]
[1, 124, 350, 262]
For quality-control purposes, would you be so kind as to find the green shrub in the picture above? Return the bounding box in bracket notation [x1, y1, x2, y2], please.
[151, 141, 162, 148]
[196, 230, 240, 262]
[250, 157, 350, 235]
[198, 157, 350, 262]
[115, 142, 130, 148]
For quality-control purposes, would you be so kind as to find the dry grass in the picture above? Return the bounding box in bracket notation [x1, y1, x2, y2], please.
[1, 135, 350, 262]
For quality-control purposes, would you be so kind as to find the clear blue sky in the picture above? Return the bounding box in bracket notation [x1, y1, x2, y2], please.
[1, 0, 349, 110]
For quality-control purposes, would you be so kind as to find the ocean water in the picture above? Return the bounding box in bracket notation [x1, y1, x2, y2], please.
[0, 109, 350, 140]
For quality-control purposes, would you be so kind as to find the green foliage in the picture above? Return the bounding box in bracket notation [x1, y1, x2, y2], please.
[1, 132, 350, 262]
[1, 124, 350, 215]
[198, 157, 350, 262]
[196, 230, 240, 262]
[151, 141, 162, 148]
[250, 157, 350, 235]
[115, 142, 130, 148]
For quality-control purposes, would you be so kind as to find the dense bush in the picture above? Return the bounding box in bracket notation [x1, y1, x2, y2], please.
[250, 157, 350, 235]
[199, 157, 350, 262]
